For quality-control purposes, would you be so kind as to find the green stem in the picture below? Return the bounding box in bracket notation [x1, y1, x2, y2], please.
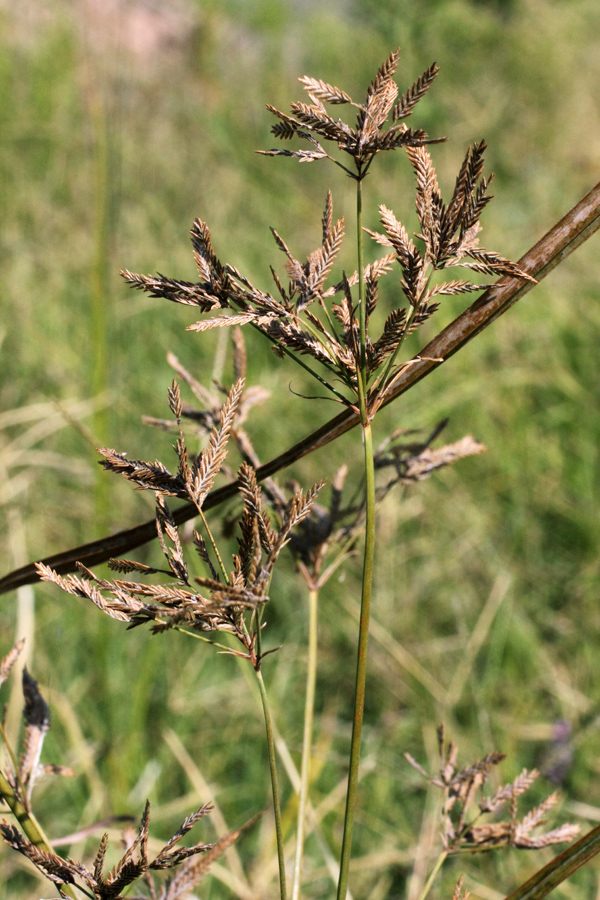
[172, 626, 236, 654]
[417, 851, 448, 900]
[336, 418, 376, 900]
[336, 172, 376, 900]
[0, 768, 80, 900]
[256, 668, 287, 900]
[198, 509, 228, 581]
[292, 586, 319, 900]
[88, 88, 112, 536]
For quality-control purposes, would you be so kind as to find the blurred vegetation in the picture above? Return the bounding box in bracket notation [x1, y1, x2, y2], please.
[1, 0, 600, 896]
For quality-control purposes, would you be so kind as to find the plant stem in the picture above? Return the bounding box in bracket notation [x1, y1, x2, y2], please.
[256, 667, 288, 900]
[292, 586, 319, 900]
[0, 768, 80, 900]
[88, 87, 112, 536]
[356, 177, 366, 373]
[335, 171, 378, 900]
[417, 851, 448, 900]
[502, 823, 600, 900]
[198, 509, 228, 581]
[336, 418, 376, 900]
[6, 178, 600, 591]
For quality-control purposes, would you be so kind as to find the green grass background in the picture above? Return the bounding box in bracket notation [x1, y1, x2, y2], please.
[1, 0, 600, 896]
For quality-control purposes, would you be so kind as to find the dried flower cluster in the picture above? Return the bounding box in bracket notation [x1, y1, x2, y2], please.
[120, 50, 532, 421]
[0, 642, 72, 815]
[0, 640, 258, 899]
[260, 50, 441, 173]
[2, 48, 583, 900]
[406, 725, 580, 853]
[37, 378, 323, 670]
[1, 801, 213, 899]
[139, 345, 486, 598]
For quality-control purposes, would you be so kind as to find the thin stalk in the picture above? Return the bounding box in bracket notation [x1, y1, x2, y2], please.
[198, 509, 228, 581]
[254, 323, 352, 404]
[256, 667, 288, 900]
[416, 851, 448, 900]
[356, 177, 366, 374]
[336, 171, 377, 900]
[0, 722, 29, 802]
[172, 627, 234, 654]
[292, 586, 319, 900]
[0, 768, 81, 900]
[336, 418, 376, 900]
[5, 170, 600, 594]
[88, 88, 112, 536]
[276, 339, 352, 404]
[255, 606, 264, 663]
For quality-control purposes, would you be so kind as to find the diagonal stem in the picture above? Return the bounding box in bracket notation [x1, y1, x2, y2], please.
[502, 823, 600, 900]
[0, 768, 80, 900]
[2, 181, 600, 594]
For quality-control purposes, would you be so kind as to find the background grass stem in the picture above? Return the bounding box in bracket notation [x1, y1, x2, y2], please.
[292, 586, 319, 900]
[256, 667, 288, 900]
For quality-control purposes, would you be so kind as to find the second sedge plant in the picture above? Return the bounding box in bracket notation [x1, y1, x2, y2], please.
[15, 48, 585, 900]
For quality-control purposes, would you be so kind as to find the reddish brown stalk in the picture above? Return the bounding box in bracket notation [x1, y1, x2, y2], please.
[502, 823, 600, 900]
[1, 181, 599, 596]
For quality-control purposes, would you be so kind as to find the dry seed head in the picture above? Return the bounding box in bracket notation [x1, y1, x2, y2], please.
[409, 732, 579, 853]
[0, 639, 24, 688]
[299, 76, 353, 106]
[450, 875, 469, 900]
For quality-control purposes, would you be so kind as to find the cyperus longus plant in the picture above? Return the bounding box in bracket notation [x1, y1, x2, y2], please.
[5, 48, 600, 900]
[116, 48, 537, 900]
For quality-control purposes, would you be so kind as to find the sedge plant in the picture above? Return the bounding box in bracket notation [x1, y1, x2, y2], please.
[4, 48, 600, 900]
[116, 48, 536, 899]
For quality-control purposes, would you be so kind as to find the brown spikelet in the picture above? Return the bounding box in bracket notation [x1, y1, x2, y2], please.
[0, 824, 82, 886]
[443, 140, 488, 239]
[450, 875, 469, 900]
[183, 378, 244, 509]
[20, 668, 50, 792]
[359, 78, 399, 147]
[299, 76, 353, 105]
[0, 639, 25, 688]
[409, 731, 579, 853]
[393, 62, 439, 121]
[150, 804, 213, 869]
[372, 308, 408, 367]
[159, 811, 263, 900]
[375, 206, 416, 267]
[187, 312, 259, 332]
[36, 562, 135, 622]
[290, 99, 354, 144]
[406, 144, 443, 260]
[108, 558, 164, 575]
[93, 832, 109, 884]
[364, 48, 400, 104]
